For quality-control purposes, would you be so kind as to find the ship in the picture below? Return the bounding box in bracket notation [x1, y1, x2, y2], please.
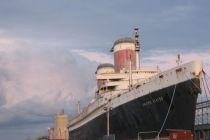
[68, 28, 203, 140]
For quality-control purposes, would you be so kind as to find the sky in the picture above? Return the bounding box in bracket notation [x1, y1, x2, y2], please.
[0, 0, 210, 139]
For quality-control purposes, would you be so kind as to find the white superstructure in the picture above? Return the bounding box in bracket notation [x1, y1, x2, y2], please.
[69, 60, 203, 131]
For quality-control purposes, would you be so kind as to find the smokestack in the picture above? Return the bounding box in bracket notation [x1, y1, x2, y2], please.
[111, 38, 137, 72]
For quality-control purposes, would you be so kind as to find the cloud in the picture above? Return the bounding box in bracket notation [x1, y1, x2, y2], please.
[72, 49, 113, 64]
[142, 50, 210, 74]
[0, 38, 99, 125]
[0, 37, 20, 52]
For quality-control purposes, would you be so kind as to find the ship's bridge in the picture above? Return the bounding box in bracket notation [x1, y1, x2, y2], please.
[95, 66, 159, 96]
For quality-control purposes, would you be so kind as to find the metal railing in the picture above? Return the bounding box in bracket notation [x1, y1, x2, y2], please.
[195, 100, 210, 126]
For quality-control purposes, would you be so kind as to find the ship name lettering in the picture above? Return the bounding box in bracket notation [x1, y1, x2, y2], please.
[152, 97, 163, 103]
[142, 96, 163, 107]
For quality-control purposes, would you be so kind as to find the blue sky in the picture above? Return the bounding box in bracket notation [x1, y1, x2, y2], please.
[0, 0, 210, 139]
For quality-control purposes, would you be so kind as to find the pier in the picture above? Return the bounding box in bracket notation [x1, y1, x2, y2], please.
[195, 100, 210, 140]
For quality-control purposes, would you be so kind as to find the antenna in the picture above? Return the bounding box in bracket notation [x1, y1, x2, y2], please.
[134, 27, 140, 69]
[129, 54, 132, 90]
[176, 54, 182, 66]
[77, 101, 81, 114]
[134, 27, 140, 48]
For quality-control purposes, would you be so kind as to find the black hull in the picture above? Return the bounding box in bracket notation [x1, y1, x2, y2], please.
[69, 78, 200, 140]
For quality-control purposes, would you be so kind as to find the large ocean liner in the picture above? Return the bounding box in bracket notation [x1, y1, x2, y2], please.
[68, 28, 203, 140]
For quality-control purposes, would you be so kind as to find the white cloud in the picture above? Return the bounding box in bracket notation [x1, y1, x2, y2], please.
[72, 49, 113, 64]
[0, 29, 6, 35]
[0, 39, 97, 124]
[0, 36, 30, 53]
[143, 50, 210, 74]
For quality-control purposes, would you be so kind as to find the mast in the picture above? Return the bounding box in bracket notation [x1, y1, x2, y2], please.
[77, 101, 81, 114]
[176, 54, 182, 66]
[129, 55, 132, 90]
[134, 27, 140, 69]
